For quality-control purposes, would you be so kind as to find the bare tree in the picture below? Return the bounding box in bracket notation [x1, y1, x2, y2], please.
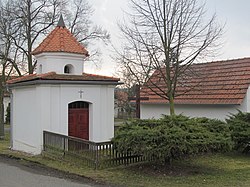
[0, 0, 23, 138]
[0, 0, 25, 76]
[63, 0, 110, 45]
[117, 0, 223, 115]
[6, 0, 62, 74]
[62, 0, 110, 64]
[115, 66, 138, 117]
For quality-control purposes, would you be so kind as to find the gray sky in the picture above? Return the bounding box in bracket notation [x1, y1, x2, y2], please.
[86, 0, 250, 76]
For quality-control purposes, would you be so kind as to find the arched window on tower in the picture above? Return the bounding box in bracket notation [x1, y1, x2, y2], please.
[64, 64, 74, 74]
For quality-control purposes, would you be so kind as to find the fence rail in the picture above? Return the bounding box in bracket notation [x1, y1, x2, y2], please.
[43, 131, 147, 169]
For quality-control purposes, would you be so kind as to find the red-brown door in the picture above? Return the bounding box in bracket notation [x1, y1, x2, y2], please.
[68, 108, 89, 140]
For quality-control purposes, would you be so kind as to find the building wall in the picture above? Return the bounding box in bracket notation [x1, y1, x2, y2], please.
[35, 52, 84, 75]
[11, 83, 115, 155]
[11, 87, 40, 154]
[141, 88, 249, 120]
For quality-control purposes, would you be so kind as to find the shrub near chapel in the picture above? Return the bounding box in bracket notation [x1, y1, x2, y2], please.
[226, 111, 250, 154]
[112, 115, 232, 164]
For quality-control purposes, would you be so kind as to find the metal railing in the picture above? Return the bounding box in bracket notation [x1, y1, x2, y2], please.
[43, 131, 147, 169]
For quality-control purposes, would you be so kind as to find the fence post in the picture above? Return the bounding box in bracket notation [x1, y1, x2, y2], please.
[63, 137, 66, 156]
[95, 144, 99, 169]
[43, 131, 46, 151]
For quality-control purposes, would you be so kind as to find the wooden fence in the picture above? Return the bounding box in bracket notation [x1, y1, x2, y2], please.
[43, 131, 147, 169]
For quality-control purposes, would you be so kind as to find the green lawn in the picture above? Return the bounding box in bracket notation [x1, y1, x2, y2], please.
[0, 132, 249, 187]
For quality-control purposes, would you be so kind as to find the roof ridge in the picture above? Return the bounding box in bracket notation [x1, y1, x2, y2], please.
[194, 57, 250, 66]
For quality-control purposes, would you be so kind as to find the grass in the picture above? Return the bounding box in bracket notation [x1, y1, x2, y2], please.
[5, 123, 10, 128]
[0, 131, 10, 150]
[0, 132, 250, 187]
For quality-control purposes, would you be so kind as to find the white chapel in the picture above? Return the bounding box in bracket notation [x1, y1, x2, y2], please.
[7, 16, 120, 155]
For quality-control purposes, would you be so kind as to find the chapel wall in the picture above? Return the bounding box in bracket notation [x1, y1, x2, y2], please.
[39, 84, 115, 143]
[11, 86, 41, 154]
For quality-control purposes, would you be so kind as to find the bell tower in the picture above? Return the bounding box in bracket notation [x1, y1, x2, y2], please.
[32, 15, 89, 75]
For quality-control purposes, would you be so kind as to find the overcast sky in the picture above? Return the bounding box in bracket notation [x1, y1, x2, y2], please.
[86, 0, 250, 76]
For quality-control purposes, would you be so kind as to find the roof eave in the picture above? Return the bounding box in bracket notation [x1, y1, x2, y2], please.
[31, 50, 89, 56]
[7, 79, 123, 88]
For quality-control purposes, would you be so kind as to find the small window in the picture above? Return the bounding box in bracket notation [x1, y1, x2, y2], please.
[64, 64, 74, 74]
[64, 65, 70, 73]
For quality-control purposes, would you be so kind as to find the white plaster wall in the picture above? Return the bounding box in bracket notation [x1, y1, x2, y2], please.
[93, 86, 114, 142]
[35, 52, 85, 75]
[141, 96, 248, 121]
[41, 84, 115, 143]
[11, 83, 116, 155]
[11, 87, 41, 154]
[3, 96, 10, 123]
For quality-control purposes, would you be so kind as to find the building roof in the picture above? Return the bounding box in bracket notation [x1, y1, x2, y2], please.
[32, 18, 89, 56]
[140, 57, 250, 105]
[7, 72, 120, 85]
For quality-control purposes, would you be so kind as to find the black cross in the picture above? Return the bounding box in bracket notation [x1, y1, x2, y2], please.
[78, 90, 84, 99]
[129, 84, 149, 118]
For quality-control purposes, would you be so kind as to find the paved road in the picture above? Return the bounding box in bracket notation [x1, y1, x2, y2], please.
[0, 156, 106, 187]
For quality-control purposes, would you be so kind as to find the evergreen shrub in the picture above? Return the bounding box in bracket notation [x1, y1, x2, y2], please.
[226, 111, 250, 153]
[112, 115, 232, 164]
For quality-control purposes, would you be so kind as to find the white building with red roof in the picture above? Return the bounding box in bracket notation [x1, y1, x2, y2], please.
[140, 58, 250, 120]
[7, 16, 120, 154]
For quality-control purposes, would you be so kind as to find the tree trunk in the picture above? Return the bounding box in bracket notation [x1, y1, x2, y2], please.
[27, 53, 33, 74]
[0, 63, 7, 139]
[0, 75, 4, 139]
[27, 0, 33, 74]
[169, 94, 175, 116]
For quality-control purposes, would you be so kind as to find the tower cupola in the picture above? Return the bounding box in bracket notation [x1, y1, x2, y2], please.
[32, 15, 89, 75]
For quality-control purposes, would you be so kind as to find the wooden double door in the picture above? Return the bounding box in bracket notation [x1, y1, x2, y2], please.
[68, 101, 89, 140]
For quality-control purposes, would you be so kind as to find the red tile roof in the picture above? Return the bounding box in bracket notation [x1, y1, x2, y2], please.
[7, 72, 120, 84]
[32, 26, 89, 56]
[140, 58, 250, 105]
